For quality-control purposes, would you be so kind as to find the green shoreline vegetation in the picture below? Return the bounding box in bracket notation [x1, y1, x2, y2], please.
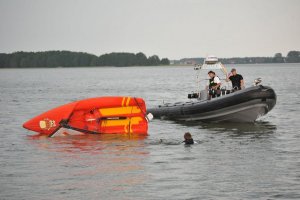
[174, 51, 300, 65]
[0, 50, 299, 68]
[0, 51, 170, 68]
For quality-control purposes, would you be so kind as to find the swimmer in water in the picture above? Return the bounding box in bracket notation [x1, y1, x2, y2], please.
[183, 132, 194, 145]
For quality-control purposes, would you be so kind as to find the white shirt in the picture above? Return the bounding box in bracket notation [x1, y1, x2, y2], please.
[213, 76, 221, 84]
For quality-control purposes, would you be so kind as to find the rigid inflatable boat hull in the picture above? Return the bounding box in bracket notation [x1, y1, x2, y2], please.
[148, 85, 276, 123]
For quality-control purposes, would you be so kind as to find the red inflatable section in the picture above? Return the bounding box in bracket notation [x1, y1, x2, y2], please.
[23, 97, 148, 137]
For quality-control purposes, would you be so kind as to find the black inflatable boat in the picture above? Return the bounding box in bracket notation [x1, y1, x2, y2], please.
[148, 85, 276, 123]
[148, 56, 277, 123]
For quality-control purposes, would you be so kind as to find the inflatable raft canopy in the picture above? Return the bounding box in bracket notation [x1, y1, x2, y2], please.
[23, 97, 149, 137]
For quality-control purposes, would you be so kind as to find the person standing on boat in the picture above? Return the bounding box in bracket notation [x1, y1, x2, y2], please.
[226, 68, 244, 90]
[208, 71, 221, 98]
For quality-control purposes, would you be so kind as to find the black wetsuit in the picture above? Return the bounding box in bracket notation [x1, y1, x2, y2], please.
[229, 74, 243, 90]
[184, 139, 194, 145]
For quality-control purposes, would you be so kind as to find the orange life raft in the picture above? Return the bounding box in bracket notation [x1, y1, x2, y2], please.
[23, 97, 148, 137]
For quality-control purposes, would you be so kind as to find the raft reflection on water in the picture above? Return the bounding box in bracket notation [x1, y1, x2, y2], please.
[27, 134, 149, 191]
[27, 133, 148, 153]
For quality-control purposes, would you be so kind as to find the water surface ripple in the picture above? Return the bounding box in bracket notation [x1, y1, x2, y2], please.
[0, 64, 299, 199]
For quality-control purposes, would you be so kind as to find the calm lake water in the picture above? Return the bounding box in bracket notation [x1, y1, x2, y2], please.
[0, 64, 300, 200]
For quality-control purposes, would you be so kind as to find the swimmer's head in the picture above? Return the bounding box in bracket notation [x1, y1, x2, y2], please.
[184, 132, 192, 140]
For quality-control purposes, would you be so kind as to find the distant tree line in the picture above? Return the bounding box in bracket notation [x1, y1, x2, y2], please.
[0, 51, 170, 68]
[174, 51, 300, 65]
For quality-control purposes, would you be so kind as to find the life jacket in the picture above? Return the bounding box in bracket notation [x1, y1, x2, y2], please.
[209, 76, 220, 89]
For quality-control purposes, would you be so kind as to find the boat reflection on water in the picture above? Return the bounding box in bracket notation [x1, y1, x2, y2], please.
[179, 120, 277, 136]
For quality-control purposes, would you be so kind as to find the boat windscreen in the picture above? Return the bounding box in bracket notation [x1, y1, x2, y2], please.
[201, 63, 223, 70]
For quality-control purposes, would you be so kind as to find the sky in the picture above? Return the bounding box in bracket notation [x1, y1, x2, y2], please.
[0, 0, 299, 59]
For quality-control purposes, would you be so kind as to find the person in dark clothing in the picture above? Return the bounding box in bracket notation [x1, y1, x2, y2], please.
[226, 68, 244, 90]
[208, 71, 221, 98]
[183, 132, 194, 145]
[208, 71, 221, 90]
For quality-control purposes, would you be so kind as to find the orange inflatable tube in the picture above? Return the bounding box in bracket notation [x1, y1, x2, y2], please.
[23, 97, 148, 137]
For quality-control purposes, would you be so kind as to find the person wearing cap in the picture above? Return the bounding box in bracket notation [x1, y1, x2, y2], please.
[208, 70, 221, 98]
[226, 68, 244, 90]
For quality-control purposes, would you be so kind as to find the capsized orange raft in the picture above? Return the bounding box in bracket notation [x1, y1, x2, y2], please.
[23, 97, 150, 137]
